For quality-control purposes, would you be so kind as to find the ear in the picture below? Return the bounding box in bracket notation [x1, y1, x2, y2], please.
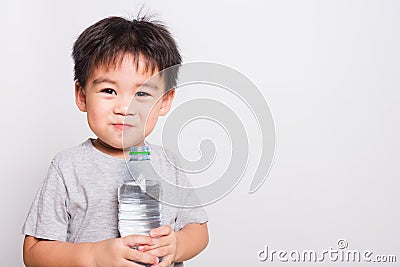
[159, 89, 175, 116]
[75, 81, 87, 112]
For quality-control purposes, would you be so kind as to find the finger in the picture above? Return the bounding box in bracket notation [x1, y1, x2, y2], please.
[151, 255, 173, 267]
[123, 258, 159, 267]
[150, 225, 172, 238]
[137, 243, 156, 251]
[137, 242, 165, 252]
[122, 235, 157, 247]
[122, 258, 155, 267]
[144, 245, 171, 258]
[138, 236, 170, 251]
[124, 247, 159, 265]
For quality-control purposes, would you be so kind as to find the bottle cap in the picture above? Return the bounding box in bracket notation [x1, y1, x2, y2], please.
[129, 146, 151, 161]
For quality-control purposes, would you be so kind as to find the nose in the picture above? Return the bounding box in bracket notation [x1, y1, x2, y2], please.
[114, 95, 135, 116]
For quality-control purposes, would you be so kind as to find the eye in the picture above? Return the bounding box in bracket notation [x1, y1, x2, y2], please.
[101, 88, 117, 95]
[135, 91, 150, 97]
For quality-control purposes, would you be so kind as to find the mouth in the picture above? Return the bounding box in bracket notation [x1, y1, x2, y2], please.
[112, 123, 133, 130]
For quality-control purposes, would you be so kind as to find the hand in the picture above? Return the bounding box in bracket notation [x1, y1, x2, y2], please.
[92, 235, 160, 267]
[137, 225, 177, 267]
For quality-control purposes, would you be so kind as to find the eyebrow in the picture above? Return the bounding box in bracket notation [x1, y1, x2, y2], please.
[136, 82, 159, 91]
[91, 78, 159, 91]
[92, 78, 117, 85]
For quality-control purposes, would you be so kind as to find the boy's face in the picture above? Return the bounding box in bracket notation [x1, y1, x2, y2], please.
[75, 53, 174, 156]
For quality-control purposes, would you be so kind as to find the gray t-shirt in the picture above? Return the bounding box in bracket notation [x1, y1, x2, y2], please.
[22, 139, 207, 266]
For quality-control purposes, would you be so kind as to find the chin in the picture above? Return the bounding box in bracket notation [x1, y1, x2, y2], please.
[103, 140, 125, 150]
[112, 143, 126, 150]
[121, 133, 146, 147]
[122, 138, 146, 148]
[94, 135, 123, 149]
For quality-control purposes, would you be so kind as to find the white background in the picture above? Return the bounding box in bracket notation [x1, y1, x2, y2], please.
[1, 0, 399, 266]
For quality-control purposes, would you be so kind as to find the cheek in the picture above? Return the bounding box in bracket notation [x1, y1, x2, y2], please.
[143, 105, 161, 135]
[144, 115, 158, 136]
[86, 103, 108, 128]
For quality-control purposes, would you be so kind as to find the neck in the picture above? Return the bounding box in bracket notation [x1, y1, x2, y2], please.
[91, 138, 136, 159]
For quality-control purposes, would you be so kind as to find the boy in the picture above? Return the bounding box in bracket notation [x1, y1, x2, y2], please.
[22, 15, 209, 267]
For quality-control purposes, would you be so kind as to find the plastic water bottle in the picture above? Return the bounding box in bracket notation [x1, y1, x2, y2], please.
[118, 145, 162, 266]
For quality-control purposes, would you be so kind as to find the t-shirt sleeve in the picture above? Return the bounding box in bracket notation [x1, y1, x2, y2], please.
[22, 160, 69, 241]
[174, 168, 208, 231]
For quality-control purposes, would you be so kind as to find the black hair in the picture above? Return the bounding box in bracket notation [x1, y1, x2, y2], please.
[72, 15, 182, 90]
